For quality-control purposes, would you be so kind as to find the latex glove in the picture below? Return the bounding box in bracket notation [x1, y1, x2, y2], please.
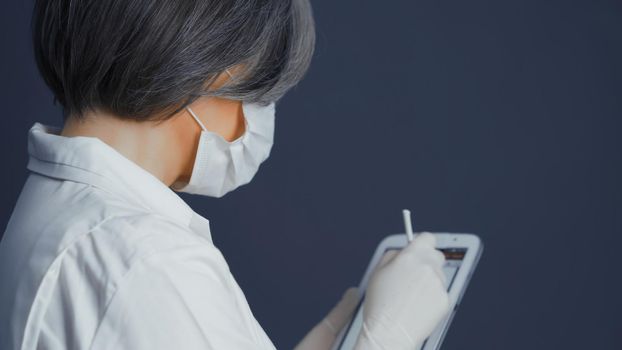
[294, 287, 360, 350]
[355, 233, 450, 350]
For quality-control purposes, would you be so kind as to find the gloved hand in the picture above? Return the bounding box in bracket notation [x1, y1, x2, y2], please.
[355, 233, 450, 350]
[294, 287, 360, 350]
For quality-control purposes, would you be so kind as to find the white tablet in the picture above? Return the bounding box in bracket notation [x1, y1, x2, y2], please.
[332, 233, 483, 350]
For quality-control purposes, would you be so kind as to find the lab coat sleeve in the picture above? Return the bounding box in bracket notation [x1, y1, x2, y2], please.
[88, 244, 266, 350]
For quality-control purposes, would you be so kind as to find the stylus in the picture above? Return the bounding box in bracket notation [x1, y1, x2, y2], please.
[402, 209, 414, 242]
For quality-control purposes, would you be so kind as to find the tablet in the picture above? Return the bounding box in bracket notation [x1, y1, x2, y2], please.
[332, 233, 483, 350]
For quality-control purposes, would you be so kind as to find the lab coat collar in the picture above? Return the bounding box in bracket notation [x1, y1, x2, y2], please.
[26, 122, 213, 243]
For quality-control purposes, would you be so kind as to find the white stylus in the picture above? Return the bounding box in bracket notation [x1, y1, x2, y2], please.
[402, 209, 414, 242]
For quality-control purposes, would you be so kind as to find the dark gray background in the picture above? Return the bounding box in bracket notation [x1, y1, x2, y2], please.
[2, 0, 621, 349]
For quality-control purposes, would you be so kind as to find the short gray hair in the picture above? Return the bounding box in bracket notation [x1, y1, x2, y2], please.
[32, 0, 316, 121]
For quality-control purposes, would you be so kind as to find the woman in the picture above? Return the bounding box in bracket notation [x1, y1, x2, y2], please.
[0, 0, 450, 349]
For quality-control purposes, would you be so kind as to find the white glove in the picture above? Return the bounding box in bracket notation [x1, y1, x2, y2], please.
[354, 233, 450, 350]
[294, 287, 360, 350]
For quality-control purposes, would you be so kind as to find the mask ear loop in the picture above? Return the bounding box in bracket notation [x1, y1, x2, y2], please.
[185, 106, 208, 132]
[185, 68, 236, 132]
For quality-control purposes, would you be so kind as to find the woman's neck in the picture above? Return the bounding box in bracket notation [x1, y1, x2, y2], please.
[60, 108, 197, 187]
[59, 98, 245, 187]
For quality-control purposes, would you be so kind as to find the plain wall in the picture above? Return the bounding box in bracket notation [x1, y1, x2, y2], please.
[1, 0, 621, 349]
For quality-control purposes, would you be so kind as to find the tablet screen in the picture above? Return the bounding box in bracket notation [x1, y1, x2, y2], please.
[336, 247, 468, 349]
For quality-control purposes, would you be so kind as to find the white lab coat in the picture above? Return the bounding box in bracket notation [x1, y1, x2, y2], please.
[0, 123, 276, 350]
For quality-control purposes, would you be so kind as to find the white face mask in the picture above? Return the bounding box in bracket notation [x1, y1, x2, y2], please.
[171, 101, 275, 197]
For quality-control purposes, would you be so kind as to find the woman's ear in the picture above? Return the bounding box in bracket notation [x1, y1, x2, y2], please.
[185, 97, 245, 142]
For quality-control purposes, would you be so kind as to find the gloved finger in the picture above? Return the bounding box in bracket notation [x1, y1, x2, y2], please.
[410, 243, 445, 264]
[419, 248, 447, 284]
[399, 234, 440, 265]
[370, 250, 399, 277]
[434, 251, 447, 285]
[324, 287, 360, 334]
[401, 250, 446, 286]
[404, 232, 436, 252]
[417, 232, 437, 247]
[399, 243, 447, 285]
[429, 248, 446, 268]
[432, 263, 447, 287]
[378, 250, 399, 268]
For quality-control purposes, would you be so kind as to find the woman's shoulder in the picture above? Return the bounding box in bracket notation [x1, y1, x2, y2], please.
[94, 210, 220, 263]
[10, 172, 221, 278]
[47, 182, 226, 299]
[36, 206, 233, 350]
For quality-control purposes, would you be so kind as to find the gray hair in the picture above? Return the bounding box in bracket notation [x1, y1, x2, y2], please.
[32, 0, 316, 121]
